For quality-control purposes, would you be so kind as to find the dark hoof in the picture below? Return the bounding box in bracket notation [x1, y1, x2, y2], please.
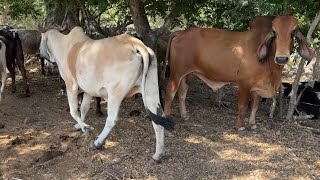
[91, 141, 104, 151]
[149, 158, 161, 165]
[237, 129, 248, 136]
[95, 111, 103, 117]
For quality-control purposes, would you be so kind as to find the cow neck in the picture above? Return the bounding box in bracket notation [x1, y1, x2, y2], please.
[47, 30, 72, 69]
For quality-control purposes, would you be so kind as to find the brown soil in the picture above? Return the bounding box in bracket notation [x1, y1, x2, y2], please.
[0, 62, 319, 180]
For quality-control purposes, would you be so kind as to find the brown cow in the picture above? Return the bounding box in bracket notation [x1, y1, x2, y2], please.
[162, 16, 314, 134]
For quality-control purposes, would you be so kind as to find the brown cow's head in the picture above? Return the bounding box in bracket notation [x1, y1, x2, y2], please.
[258, 16, 314, 65]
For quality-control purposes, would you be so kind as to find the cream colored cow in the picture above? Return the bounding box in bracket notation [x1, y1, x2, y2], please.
[39, 26, 174, 162]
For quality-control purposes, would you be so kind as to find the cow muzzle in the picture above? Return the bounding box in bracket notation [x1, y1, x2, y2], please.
[274, 56, 289, 65]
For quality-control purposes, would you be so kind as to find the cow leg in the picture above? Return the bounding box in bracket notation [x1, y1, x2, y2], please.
[66, 84, 92, 132]
[95, 97, 103, 117]
[0, 71, 6, 101]
[7, 64, 16, 93]
[74, 93, 92, 130]
[40, 57, 45, 75]
[248, 91, 260, 129]
[237, 86, 250, 132]
[269, 96, 277, 118]
[177, 77, 190, 120]
[94, 95, 123, 149]
[164, 78, 179, 117]
[15, 57, 30, 96]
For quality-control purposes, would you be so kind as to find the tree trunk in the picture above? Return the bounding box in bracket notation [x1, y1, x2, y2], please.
[286, 11, 320, 120]
[312, 47, 320, 80]
[129, 0, 157, 50]
[44, 1, 80, 29]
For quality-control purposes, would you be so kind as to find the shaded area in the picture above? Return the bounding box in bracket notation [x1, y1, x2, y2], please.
[0, 62, 319, 179]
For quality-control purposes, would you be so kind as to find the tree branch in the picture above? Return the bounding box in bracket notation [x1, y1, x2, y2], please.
[157, 12, 176, 37]
[286, 10, 320, 120]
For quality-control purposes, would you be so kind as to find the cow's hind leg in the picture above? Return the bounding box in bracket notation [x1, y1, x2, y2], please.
[7, 64, 16, 93]
[15, 57, 30, 96]
[248, 91, 260, 130]
[164, 77, 180, 117]
[66, 85, 92, 132]
[177, 77, 190, 120]
[94, 95, 123, 149]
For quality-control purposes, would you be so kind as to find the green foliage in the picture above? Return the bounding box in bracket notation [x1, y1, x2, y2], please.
[4, 0, 44, 19]
[1, 0, 320, 41]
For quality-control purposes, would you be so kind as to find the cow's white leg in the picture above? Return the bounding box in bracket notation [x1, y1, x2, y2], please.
[269, 96, 277, 118]
[249, 92, 260, 129]
[74, 93, 92, 130]
[94, 95, 123, 148]
[177, 77, 189, 120]
[0, 72, 6, 101]
[151, 121, 164, 161]
[66, 86, 91, 132]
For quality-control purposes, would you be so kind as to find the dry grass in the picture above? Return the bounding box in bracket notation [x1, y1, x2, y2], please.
[0, 62, 319, 180]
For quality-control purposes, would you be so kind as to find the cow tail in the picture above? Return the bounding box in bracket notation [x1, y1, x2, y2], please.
[137, 45, 174, 132]
[160, 32, 177, 82]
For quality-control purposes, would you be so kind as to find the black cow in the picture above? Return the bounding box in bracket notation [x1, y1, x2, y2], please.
[0, 30, 29, 96]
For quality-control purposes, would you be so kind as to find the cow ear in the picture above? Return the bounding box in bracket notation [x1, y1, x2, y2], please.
[294, 30, 315, 65]
[257, 31, 275, 62]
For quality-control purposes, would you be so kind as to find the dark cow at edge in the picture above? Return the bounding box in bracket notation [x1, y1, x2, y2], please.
[162, 16, 314, 133]
[0, 29, 30, 96]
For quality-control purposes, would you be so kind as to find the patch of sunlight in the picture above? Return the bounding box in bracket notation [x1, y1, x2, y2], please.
[185, 135, 207, 144]
[0, 135, 11, 146]
[40, 132, 51, 138]
[3, 157, 17, 163]
[127, 118, 135, 123]
[231, 169, 277, 180]
[105, 141, 119, 148]
[222, 134, 285, 156]
[29, 67, 40, 73]
[15, 144, 48, 155]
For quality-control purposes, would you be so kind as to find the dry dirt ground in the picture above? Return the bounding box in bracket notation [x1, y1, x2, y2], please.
[0, 62, 319, 180]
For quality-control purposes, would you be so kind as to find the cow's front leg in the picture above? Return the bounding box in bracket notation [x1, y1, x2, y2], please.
[237, 86, 250, 134]
[164, 78, 179, 117]
[95, 97, 103, 117]
[249, 91, 261, 129]
[74, 93, 93, 130]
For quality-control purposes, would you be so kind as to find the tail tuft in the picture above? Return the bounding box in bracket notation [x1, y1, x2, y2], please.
[146, 109, 175, 132]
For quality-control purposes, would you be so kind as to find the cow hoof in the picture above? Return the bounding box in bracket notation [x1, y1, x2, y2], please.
[82, 125, 93, 133]
[74, 123, 81, 131]
[250, 124, 257, 130]
[237, 127, 247, 136]
[149, 157, 161, 165]
[92, 141, 104, 150]
[95, 111, 103, 117]
[182, 115, 190, 121]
